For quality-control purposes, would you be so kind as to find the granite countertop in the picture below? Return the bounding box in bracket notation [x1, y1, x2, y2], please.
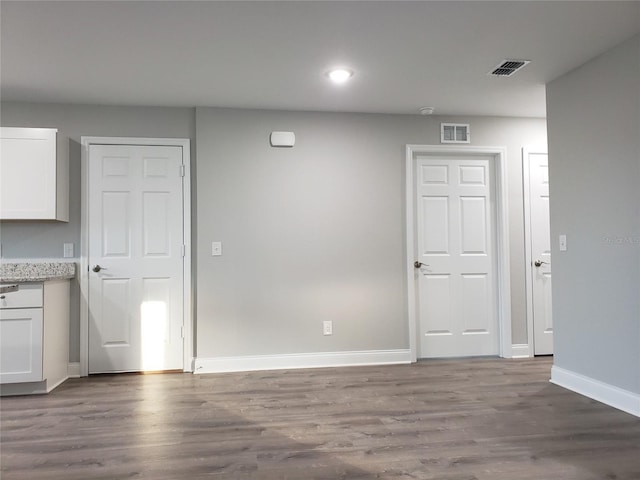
[0, 262, 76, 283]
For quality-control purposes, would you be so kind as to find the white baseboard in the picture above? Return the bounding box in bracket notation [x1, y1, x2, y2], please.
[194, 349, 412, 374]
[551, 365, 640, 418]
[67, 362, 81, 378]
[46, 375, 70, 392]
[510, 343, 531, 358]
[0, 375, 68, 396]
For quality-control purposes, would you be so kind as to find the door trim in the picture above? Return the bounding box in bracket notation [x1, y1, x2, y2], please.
[79, 136, 192, 377]
[522, 145, 548, 357]
[405, 145, 512, 361]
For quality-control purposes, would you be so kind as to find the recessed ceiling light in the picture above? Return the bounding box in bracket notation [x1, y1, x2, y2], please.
[327, 69, 353, 84]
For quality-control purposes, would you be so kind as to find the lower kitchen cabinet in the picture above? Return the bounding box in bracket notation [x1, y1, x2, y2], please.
[0, 279, 70, 395]
[0, 307, 44, 383]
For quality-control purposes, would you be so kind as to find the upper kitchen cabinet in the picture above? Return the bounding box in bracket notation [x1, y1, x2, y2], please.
[0, 127, 68, 222]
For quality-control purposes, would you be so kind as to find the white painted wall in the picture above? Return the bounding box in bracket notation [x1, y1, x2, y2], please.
[547, 34, 640, 394]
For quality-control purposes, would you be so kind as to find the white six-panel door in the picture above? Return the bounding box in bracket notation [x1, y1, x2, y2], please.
[415, 156, 498, 357]
[88, 144, 185, 373]
[526, 151, 553, 355]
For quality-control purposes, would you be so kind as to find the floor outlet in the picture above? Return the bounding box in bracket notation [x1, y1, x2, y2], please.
[323, 321, 333, 336]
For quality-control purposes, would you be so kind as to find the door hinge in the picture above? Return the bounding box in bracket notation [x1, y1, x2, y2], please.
[179, 164, 185, 177]
[181, 245, 186, 257]
[180, 326, 185, 338]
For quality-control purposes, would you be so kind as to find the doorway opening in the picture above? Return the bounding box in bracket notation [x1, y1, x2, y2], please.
[79, 137, 192, 376]
[405, 145, 512, 360]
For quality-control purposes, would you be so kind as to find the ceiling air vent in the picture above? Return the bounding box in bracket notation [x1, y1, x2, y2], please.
[489, 59, 530, 77]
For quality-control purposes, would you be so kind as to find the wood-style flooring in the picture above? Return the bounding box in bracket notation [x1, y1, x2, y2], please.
[2, 357, 640, 479]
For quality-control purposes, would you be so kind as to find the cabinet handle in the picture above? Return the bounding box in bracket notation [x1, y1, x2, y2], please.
[0, 295, 5, 300]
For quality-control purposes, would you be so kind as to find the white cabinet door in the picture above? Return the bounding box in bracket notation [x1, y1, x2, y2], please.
[0, 308, 43, 383]
[415, 156, 498, 358]
[0, 127, 67, 221]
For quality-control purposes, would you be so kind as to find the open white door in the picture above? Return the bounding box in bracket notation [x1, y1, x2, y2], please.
[524, 148, 553, 355]
[87, 143, 186, 373]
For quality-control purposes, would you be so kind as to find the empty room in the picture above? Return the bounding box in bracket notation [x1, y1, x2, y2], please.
[1, 1, 639, 479]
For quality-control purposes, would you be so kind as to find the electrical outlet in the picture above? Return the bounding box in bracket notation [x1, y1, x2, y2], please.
[63, 243, 74, 258]
[323, 320, 333, 336]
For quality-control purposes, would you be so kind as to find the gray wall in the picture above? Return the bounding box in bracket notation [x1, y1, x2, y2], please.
[0, 102, 196, 361]
[1, 102, 546, 363]
[547, 34, 640, 393]
[195, 108, 546, 358]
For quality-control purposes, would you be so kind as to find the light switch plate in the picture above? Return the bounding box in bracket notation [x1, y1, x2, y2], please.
[559, 234, 567, 251]
[323, 320, 333, 336]
[63, 243, 74, 258]
[211, 241, 222, 256]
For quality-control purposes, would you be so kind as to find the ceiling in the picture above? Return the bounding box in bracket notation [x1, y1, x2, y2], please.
[1, 1, 639, 117]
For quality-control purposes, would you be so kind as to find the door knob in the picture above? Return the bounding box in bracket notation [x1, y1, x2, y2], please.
[414, 261, 430, 268]
[534, 260, 549, 267]
[92, 265, 104, 272]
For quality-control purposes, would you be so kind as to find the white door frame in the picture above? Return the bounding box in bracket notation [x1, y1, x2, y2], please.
[405, 145, 512, 361]
[522, 145, 548, 357]
[79, 136, 193, 377]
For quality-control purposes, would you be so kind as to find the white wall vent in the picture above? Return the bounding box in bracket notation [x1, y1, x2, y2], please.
[441, 123, 470, 144]
[489, 59, 530, 77]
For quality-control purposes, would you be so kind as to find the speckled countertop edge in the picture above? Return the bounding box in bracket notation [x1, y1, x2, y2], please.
[0, 262, 76, 282]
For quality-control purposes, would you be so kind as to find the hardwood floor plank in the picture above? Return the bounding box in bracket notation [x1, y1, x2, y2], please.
[2, 358, 640, 479]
